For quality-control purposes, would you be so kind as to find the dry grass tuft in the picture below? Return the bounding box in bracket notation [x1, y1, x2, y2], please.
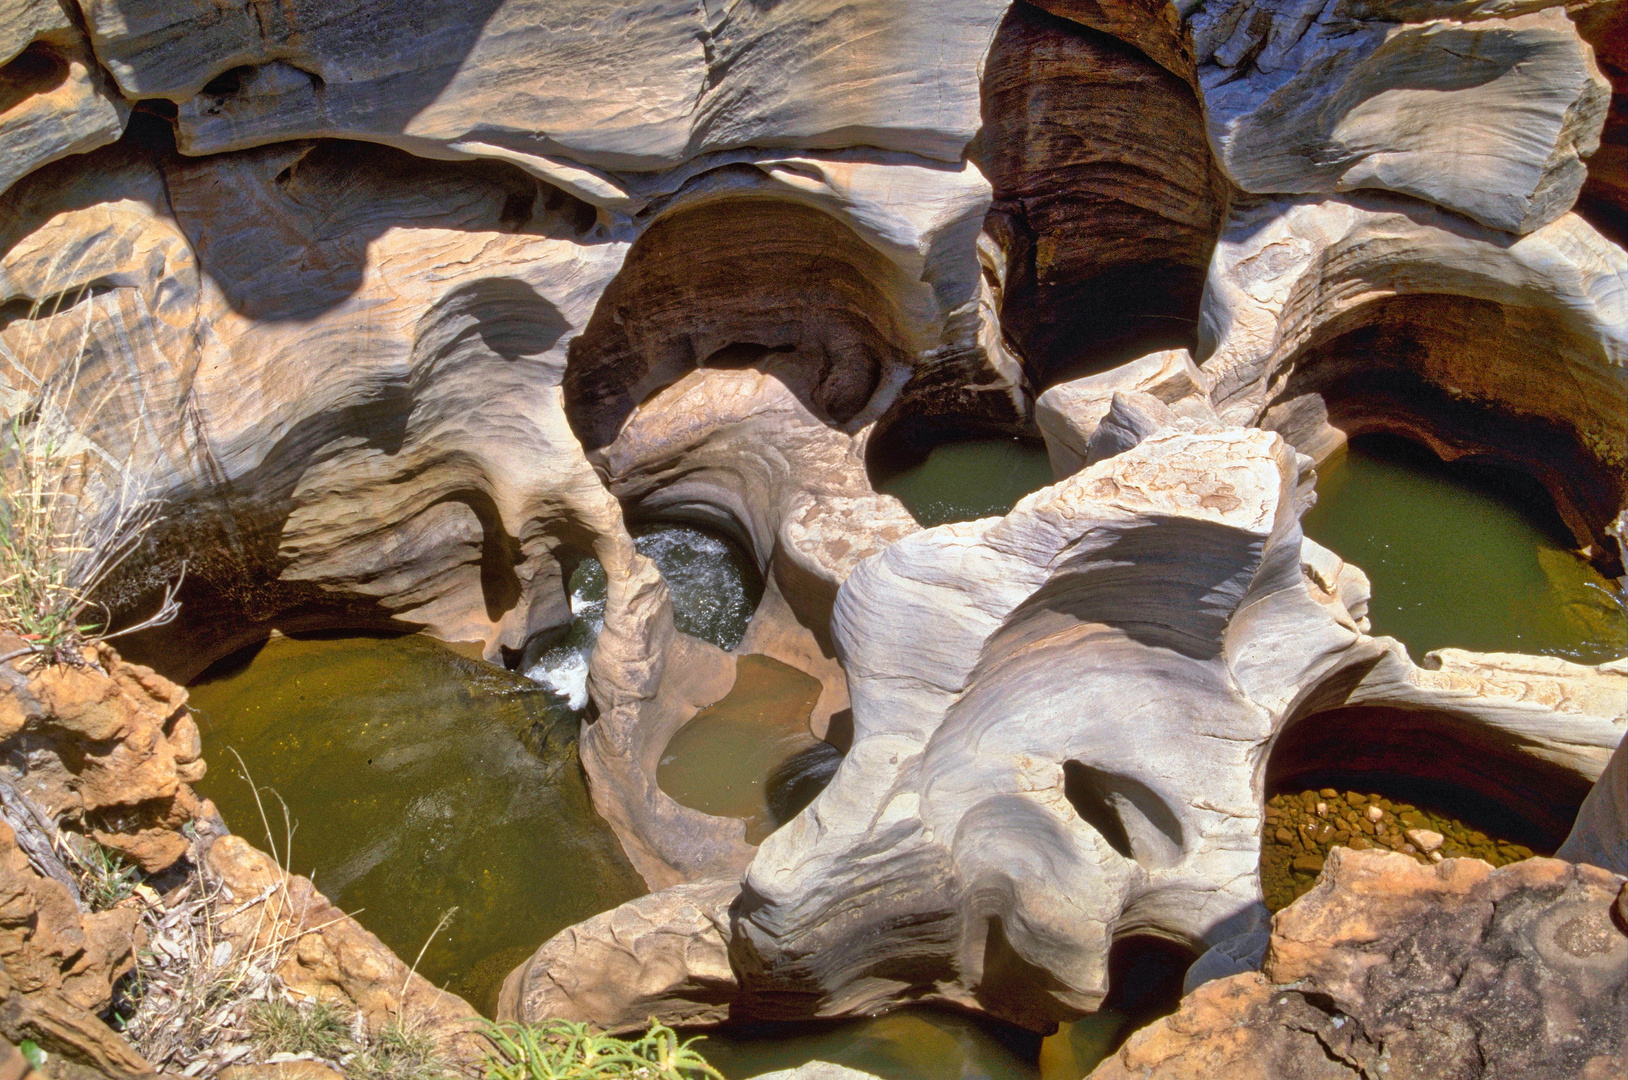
[0, 269, 182, 667]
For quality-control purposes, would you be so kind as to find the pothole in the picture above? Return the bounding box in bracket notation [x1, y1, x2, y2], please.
[1303, 433, 1626, 663]
[657, 655, 833, 844]
[869, 424, 1053, 527]
[186, 632, 645, 1014]
[1261, 786, 1541, 912]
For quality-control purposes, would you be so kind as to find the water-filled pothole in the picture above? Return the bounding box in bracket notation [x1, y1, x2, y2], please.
[188, 633, 646, 1014]
[871, 434, 1053, 527]
[1260, 785, 1540, 912]
[1303, 433, 1626, 663]
[697, 939, 1188, 1080]
[657, 654, 837, 843]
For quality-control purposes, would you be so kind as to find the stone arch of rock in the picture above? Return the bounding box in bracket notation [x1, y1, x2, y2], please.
[1, 0, 1625, 1055]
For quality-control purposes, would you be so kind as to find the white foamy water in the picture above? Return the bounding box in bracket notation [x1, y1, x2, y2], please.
[523, 561, 607, 712]
[522, 526, 757, 707]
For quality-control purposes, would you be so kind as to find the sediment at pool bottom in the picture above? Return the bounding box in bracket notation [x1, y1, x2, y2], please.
[1261, 787, 1537, 911]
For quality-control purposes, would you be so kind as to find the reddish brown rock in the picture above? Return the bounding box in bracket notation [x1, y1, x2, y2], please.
[0, 638, 207, 873]
[202, 835, 481, 1061]
[1089, 849, 1628, 1080]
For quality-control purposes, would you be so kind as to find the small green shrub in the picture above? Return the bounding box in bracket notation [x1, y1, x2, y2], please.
[349, 1019, 458, 1080]
[245, 998, 351, 1060]
[68, 839, 139, 911]
[481, 1019, 724, 1080]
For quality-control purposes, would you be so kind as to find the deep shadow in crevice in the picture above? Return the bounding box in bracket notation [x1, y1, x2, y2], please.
[1268, 704, 1589, 850]
[976, 2, 1225, 390]
[1063, 760, 1185, 868]
[563, 197, 911, 452]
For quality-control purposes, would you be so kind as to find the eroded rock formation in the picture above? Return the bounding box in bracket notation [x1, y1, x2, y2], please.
[1, 0, 1624, 1056]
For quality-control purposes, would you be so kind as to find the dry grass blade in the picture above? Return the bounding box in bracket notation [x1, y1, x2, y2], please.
[0, 253, 183, 666]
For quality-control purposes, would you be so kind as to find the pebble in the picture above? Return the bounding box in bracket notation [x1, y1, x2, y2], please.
[1260, 787, 1538, 913]
[1406, 828, 1444, 853]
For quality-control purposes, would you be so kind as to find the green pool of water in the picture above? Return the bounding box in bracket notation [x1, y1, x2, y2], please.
[657, 654, 832, 843]
[188, 633, 646, 1015]
[696, 938, 1189, 1080]
[1303, 435, 1626, 663]
[875, 437, 1055, 527]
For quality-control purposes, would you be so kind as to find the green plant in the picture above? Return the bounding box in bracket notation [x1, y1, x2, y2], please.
[0, 276, 182, 667]
[245, 998, 351, 1060]
[350, 1017, 459, 1080]
[480, 1019, 725, 1080]
[65, 838, 139, 911]
[17, 1038, 45, 1069]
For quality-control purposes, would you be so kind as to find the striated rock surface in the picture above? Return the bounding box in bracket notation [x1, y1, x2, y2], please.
[1191, 1, 1609, 234]
[1089, 849, 1628, 1080]
[0, 0, 128, 197]
[497, 876, 737, 1033]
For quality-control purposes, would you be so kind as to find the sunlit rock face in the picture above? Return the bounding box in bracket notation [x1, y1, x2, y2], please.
[0, 0, 1625, 1045]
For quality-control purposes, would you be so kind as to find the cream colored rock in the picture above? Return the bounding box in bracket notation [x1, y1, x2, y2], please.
[725, 422, 1624, 1032]
[579, 364, 916, 889]
[498, 877, 737, 1033]
[1202, 194, 1628, 569]
[1558, 731, 1628, 875]
[1190, 2, 1609, 234]
[1034, 349, 1214, 477]
[73, 0, 1006, 196]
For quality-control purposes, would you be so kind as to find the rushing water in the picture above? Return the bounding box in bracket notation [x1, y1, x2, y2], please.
[875, 437, 1054, 527]
[1303, 434, 1626, 663]
[523, 524, 762, 705]
[657, 654, 834, 843]
[188, 633, 646, 1015]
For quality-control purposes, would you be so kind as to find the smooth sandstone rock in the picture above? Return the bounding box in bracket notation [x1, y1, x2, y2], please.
[1191, 2, 1609, 234]
[1202, 194, 1628, 569]
[498, 877, 738, 1033]
[1558, 732, 1628, 875]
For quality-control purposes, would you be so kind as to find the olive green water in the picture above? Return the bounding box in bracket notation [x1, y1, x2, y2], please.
[188, 633, 646, 1015]
[1303, 435, 1626, 663]
[876, 437, 1055, 527]
[657, 654, 830, 843]
[695, 938, 1190, 1080]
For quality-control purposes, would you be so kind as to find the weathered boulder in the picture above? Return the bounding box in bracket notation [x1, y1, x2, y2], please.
[0, 637, 206, 872]
[497, 877, 737, 1033]
[1034, 348, 1215, 477]
[0, 0, 127, 197]
[0, 819, 151, 1079]
[1088, 850, 1628, 1079]
[1190, 1, 1609, 234]
[202, 835, 481, 1055]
